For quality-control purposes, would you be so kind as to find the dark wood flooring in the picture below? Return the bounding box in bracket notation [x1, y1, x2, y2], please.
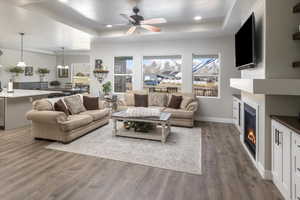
[0, 122, 283, 200]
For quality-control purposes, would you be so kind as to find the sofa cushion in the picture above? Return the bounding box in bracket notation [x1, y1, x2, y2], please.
[83, 96, 99, 110]
[180, 97, 194, 110]
[64, 95, 86, 115]
[80, 109, 110, 121]
[149, 93, 167, 107]
[54, 99, 70, 116]
[134, 94, 148, 107]
[124, 93, 134, 106]
[33, 99, 53, 111]
[167, 95, 182, 109]
[163, 108, 193, 119]
[60, 114, 93, 132]
[148, 106, 165, 112]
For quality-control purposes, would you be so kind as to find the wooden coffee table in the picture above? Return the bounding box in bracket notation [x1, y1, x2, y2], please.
[111, 111, 172, 143]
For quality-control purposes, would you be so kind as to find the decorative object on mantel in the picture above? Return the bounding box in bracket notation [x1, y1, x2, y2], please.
[16, 33, 26, 67]
[292, 3, 300, 67]
[93, 59, 109, 83]
[293, 32, 300, 40]
[293, 2, 300, 13]
[36, 68, 50, 82]
[25, 66, 33, 76]
[293, 61, 300, 68]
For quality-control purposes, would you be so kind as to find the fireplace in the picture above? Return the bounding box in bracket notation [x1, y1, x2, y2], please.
[244, 103, 257, 159]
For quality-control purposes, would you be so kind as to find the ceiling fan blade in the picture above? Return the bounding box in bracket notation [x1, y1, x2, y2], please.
[141, 18, 167, 25]
[141, 25, 161, 32]
[120, 14, 135, 23]
[126, 26, 137, 35]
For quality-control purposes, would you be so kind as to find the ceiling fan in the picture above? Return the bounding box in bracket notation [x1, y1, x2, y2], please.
[119, 6, 167, 35]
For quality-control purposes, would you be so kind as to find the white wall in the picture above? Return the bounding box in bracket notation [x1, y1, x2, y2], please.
[0, 48, 56, 87]
[90, 36, 241, 121]
[56, 54, 90, 84]
[265, 0, 300, 78]
[241, 0, 266, 79]
[239, 0, 300, 174]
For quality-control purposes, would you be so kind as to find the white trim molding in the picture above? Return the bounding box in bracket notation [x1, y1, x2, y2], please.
[258, 162, 272, 180]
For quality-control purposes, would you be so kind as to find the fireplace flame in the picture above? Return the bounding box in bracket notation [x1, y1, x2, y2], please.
[247, 129, 256, 145]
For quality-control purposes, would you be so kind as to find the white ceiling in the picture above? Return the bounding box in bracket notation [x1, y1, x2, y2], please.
[0, 0, 252, 53]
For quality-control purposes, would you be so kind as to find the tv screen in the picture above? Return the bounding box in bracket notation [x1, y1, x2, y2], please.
[235, 13, 256, 70]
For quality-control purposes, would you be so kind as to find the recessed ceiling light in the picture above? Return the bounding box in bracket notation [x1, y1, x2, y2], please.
[106, 24, 113, 28]
[58, 0, 68, 3]
[194, 16, 202, 21]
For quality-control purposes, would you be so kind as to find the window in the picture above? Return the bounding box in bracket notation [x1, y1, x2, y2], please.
[192, 55, 220, 97]
[114, 57, 133, 93]
[143, 55, 182, 93]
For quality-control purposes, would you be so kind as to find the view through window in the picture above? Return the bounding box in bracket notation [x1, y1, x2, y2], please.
[193, 55, 220, 97]
[143, 55, 182, 93]
[114, 57, 133, 93]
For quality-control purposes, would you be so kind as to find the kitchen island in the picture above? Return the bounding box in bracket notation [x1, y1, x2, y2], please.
[0, 89, 60, 130]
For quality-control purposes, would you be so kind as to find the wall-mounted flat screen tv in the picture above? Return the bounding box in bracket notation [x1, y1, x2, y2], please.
[235, 13, 256, 70]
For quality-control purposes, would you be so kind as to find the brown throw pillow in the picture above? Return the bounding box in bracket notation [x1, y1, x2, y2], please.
[54, 99, 69, 116]
[168, 95, 183, 109]
[134, 94, 148, 107]
[83, 96, 99, 110]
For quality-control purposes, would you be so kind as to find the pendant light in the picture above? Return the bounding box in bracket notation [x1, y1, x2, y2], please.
[17, 33, 26, 67]
[57, 47, 69, 69]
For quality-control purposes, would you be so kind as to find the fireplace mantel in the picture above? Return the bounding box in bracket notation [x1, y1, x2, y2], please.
[230, 78, 300, 95]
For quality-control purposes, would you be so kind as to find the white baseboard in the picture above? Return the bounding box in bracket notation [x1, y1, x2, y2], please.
[257, 162, 272, 180]
[196, 117, 233, 124]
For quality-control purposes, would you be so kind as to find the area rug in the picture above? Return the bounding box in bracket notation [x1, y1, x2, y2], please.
[46, 123, 202, 175]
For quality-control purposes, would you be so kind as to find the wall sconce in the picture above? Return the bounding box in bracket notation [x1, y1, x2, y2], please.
[93, 59, 109, 83]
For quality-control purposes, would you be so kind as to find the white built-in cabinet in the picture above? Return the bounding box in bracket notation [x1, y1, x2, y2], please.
[293, 133, 300, 200]
[233, 96, 242, 133]
[272, 119, 300, 200]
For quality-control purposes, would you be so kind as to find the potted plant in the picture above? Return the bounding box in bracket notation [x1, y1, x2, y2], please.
[37, 68, 50, 82]
[49, 80, 61, 88]
[102, 81, 112, 96]
[7, 66, 25, 81]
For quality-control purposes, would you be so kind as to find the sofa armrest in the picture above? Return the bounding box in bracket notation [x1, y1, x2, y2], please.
[98, 100, 109, 109]
[185, 101, 198, 112]
[26, 110, 67, 124]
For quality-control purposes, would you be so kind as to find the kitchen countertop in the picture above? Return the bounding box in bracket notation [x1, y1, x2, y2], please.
[0, 89, 60, 98]
[271, 115, 300, 135]
[233, 94, 241, 100]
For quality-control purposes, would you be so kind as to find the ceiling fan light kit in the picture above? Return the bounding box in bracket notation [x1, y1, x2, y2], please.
[118, 6, 167, 35]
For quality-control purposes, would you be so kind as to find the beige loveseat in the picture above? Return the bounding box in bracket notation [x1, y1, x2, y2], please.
[26, 97, 110, 143]
[117, 91, 198, 127]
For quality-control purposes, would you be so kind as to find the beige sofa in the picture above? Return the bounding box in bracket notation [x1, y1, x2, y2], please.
[26, 97, 110, 143]
[117, 91, 198, 127]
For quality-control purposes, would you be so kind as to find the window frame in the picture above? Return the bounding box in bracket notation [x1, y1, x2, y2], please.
[192, 53, 221, 99]
[113, 56, 134, 94]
